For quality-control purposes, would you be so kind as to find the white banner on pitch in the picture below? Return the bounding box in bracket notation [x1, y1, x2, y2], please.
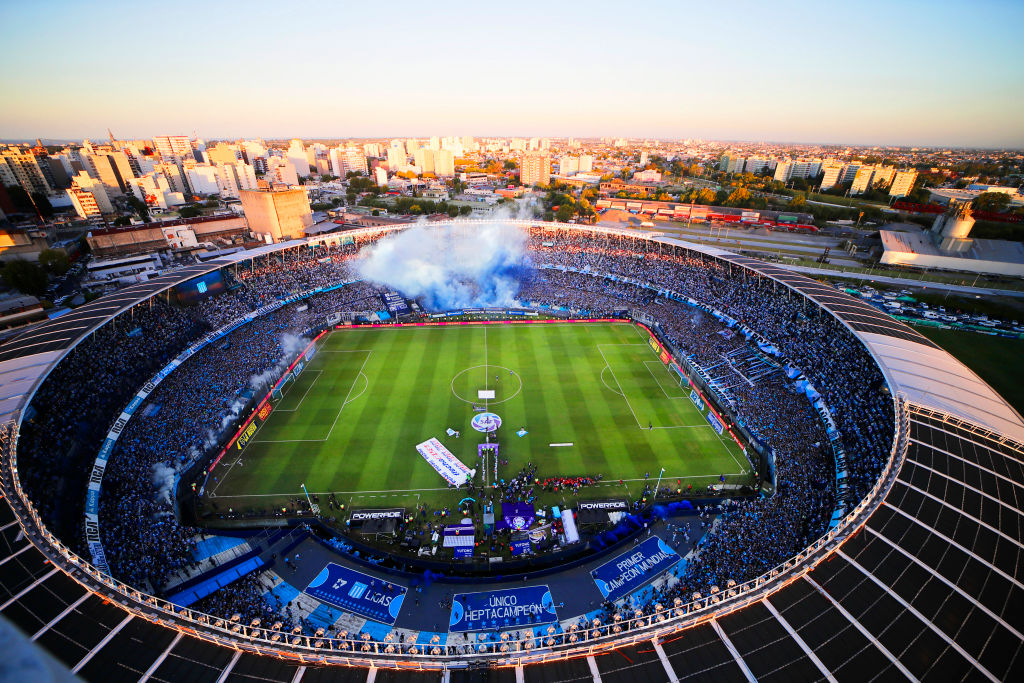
[416, 437, 472, 486]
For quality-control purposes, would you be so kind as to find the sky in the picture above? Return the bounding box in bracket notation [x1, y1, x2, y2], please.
[1, 0, 1022, 147]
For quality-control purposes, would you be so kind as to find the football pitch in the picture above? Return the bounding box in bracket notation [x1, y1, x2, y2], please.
[207, 321, 751, 512]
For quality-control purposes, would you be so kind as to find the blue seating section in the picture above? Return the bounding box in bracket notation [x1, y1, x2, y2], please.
[416, 631, 447, 646]
[168, 556, 264, 607]
[263, 581, 301, 609]
[192, 535, 247, 562]
[360, 620, 392, 641]
[306, 603, 339, 630]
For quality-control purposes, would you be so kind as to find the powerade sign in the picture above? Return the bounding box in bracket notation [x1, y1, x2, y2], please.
[706, 411, 725, 435]
[349, 508, 405, 524]
[305, 563, 406, 625]
[449, 586, 558, 632]
[591, 537, 680, 602]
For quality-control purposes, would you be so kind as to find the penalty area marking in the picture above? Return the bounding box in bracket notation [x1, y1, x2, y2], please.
[600, 366, 623, 396]
[274, 369, 324, 413]
[246, 350, 373, 446]
[643, 361, 687, 400]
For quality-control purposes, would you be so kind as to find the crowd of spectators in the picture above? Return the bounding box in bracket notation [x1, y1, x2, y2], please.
[15, 224, 895, 641]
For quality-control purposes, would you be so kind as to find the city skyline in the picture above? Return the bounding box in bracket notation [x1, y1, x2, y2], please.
[1, 0, 1023, 147]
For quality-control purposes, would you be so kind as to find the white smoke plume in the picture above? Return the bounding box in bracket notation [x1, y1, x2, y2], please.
[247, 333, 308, 391]
[151, 462, 176, 505]
[355, 214, 532, 310]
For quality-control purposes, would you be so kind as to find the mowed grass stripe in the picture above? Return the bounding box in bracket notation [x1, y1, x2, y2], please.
[552, 324, 614, 477]
[215, 322, 753, 502]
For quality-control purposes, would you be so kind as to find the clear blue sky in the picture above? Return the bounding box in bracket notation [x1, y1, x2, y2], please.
[2, 0, 1022, 147]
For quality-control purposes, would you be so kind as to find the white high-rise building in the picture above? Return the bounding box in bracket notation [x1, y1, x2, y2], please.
[579, 155, 594, 173]
[774, 160, 795, 183]
[819, 161, 845, 190]
[639, 151, 649, 166]
[363, 143, 383, 158]
[185, 164, 220, 195]
[152, 135, 192, 160]
[387, 146, 407, 172]
[67, 188, 104, 218]
[268, 157, 300, 186]
[559, 156, 580, 175]
[414, 148, 435, 174]
[286, 139, 311, 177]
[840, 163, 862, 185]
[744, 157, 769, 174]
[889, 170, 918, 199]
[434, 149, 455, 176]
[128, 172, 185, 209]
[374, 166, 388, 186]
[155, 162, 189, 196]
[340, 147, 368, 175]
[215, 163, 257, 199]
[68, 171, 113, 214]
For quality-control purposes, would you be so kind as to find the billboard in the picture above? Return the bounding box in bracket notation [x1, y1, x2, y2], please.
[706, 411, 725, 434]
[173, 270, 225, 304]
[304, 563, 406, 624]
[591, 536, 680, 602]
[449, 585, 558, 632]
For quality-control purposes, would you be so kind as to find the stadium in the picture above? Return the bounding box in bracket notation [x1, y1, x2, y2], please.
[0, 220, 1021, 682]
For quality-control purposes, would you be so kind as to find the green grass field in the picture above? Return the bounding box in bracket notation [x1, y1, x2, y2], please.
[206, 321, 750, 514]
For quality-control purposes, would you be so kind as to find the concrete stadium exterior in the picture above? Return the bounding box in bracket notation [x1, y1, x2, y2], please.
[0, 220, 1020, 681]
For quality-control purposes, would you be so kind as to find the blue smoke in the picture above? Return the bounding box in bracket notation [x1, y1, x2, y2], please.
[356, 221, 532, 310]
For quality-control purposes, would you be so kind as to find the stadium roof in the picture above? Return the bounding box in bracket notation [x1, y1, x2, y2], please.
[1, 222, 1022, 681]
[0, 240, 308, 422]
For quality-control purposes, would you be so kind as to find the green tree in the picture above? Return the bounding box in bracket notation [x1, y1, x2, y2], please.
[2, 259, 48, 296]
[127, 196, 150, 221]
[447, 205, 460, 218]
[38, 248, 71, 275]
[503, 160, 517, 170]
[972, 192, 1012, 213]
[555, 205, 574, 222]
[113, 216, 132, 226]
[788, 194, 807, 210]
[177, 205, 202, 218]
[459, 205, 472, 216]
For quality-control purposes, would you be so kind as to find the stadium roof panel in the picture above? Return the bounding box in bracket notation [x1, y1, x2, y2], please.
[859, 332, 1024, 443]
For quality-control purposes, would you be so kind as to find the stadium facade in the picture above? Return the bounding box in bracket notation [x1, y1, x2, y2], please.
[0, 221, 1021, 681]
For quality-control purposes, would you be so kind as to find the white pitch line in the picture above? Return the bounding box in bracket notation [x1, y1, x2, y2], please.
[344, 372, 369, 406]
[274, 369, 324, 413]
[596, 344, 642, 428]
[599, 365, 623, 396]
[209, 472, 753, 499]
[643, 360, 686, 399]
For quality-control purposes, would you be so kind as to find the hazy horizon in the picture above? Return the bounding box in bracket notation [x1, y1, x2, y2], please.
[2, 0, 1022, 148]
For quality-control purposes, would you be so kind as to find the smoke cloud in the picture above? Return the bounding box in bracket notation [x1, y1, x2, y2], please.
[151, 462, 176, 506]
[355, 218, 532, 310]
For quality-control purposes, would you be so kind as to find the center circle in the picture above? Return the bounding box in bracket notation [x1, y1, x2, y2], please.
[450, 364, 523, 405]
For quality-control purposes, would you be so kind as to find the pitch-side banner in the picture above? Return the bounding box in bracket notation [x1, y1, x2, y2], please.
[449, 585, 557, 632]
[305, 563, 406, 624]
[416, 437, 472, 486]
[591, 536, 680, 602]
